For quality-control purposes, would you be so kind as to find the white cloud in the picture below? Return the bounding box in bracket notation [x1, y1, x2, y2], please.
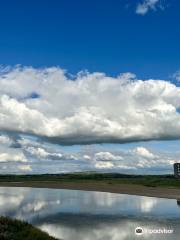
[0, 131, 178, 174]
[0, 66, 180, 145]
[133, 147, 155, 159]
[173, 70, 180, 82]
[95, 161, 114, 169]
[18, 165, 32, 171]
[83, 155, 91, 160]
[136, 0, 163, 15]
[25, 146, 71, 161]
[0, 140, 178, 174]
[0, 134, 12, 145]
[27, 147, 49, 158]
[94, 152, 123, 161]
[130, 146, 176, 169]
[0, 152, 28, 163]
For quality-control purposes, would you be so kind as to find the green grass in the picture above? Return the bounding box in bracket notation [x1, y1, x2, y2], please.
[0, 216, 58, 240]
[0, 172, 179, 188]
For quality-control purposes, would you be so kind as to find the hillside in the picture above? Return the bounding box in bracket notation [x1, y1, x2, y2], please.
[0, 217, 58, 240]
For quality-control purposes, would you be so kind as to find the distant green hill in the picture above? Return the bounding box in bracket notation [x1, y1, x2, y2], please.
[0, 173, 179, 188]
[0, 217, 58, 240]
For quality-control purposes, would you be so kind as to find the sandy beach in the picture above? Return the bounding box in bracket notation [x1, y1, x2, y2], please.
[0, 181, 180, 199]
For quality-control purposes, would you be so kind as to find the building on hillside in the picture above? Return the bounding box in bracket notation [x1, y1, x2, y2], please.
[174, 163, 180, 178]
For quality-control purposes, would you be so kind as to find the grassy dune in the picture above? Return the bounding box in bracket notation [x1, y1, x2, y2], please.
[0, 217, 58, 240]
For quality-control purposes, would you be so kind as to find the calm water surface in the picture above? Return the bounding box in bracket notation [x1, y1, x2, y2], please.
[0, 187, 180, 240]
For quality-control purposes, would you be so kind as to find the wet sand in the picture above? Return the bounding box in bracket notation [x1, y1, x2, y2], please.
[0, 181, 180, 199]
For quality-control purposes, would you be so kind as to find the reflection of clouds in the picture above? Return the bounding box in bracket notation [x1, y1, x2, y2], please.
[0, 187, 61, 221]
[139, 197, 158, 213]
[22, 200, 61, 213]
[0, 187, 27, 213]
[0, 195, 24, 210]
[40, 223, 135, 240]
[0, 187, 179, 239]
[90, 192, 127, 207]
[40, 222, 135, 240]
[83, 192, 159, 214]
[0, 187, 176, 219]
[39, 219, 178, 240]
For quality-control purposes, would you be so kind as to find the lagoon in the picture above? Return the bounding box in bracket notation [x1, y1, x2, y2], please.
[0, 187, 180, 239]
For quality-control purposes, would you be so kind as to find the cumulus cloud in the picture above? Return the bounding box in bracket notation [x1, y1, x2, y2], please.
[0, 135, 178, 174]
[18, 165, 32, 171]
[133, 147, 155, 159]
[136, 0, 164, 15]
[91, 147, 176, 171]
[173, 70, 180, 82]
[95, 161, 114, 169]
[94, 152, 123, 161]
[0, 66, 180, 145]
[0, 151, 27, 163]
[0, 134, 12, 145]
[20, 142, 175, 173]
[25, 147, 63, 160]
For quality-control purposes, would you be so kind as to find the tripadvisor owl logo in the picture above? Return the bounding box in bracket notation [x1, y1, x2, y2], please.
[135, 227, 143, 235]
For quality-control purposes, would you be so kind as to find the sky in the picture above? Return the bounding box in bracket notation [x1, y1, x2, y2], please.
[0, 0, 180, 174]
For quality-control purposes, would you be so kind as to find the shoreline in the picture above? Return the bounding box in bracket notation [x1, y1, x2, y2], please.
[0, 181, 180, 199]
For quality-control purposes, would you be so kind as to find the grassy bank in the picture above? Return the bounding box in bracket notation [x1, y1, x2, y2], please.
[0, 173, 179, 188]
[0, 216, 58, 240]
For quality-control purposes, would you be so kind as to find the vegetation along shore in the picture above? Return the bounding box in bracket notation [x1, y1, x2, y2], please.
[0, 173, 180, 199]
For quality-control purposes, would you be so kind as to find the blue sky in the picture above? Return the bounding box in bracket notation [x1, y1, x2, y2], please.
[0, 0, 180, 174]
[0, 0, 179, 79]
